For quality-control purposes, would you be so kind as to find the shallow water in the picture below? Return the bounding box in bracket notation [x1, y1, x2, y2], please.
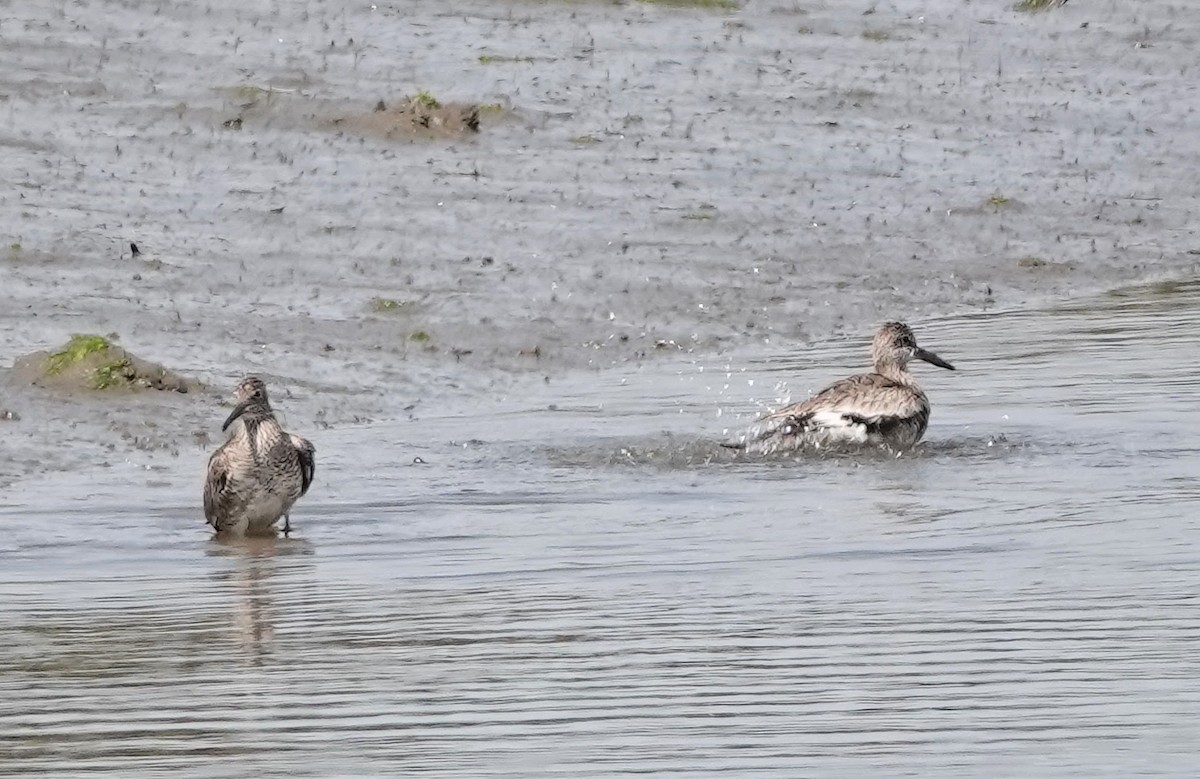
[3, 283, 1200, 777]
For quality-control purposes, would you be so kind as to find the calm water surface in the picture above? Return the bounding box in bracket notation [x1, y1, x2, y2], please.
[3, 284, 1200, 777]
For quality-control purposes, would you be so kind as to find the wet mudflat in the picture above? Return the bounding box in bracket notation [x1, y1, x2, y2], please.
[4, 0, 1200, 482]
[3, 0, 1200, 775]
[3, 282, 1199, 777]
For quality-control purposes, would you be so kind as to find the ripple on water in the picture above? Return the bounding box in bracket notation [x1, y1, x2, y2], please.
[4, 283, 1200, 776]
[545, 431, 1043, 473]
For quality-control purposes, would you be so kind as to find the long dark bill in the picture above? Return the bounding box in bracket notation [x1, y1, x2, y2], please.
[915, 348, 955, 371]
[221, 398, 253, 431]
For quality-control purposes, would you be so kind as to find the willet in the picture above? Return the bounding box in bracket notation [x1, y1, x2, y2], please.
[729, 322, 955, 454]
[204, 377, 316, 535]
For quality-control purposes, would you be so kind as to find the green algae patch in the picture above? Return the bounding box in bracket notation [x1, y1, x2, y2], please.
[15, 334, 195, 393]
[640, 0, 740, 8]
[222, 84, 277, 102]
[46, 334, 113, 376]
[1014, 0, 1064, 12]
[369, 297, 421, 314]
[478, 54, 535, 65]
[411, 90, 441, 109]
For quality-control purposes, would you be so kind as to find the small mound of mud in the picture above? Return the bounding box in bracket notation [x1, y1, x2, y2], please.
[215, 86, 495, 141]
[12, 334, 196, 393]
[330, 95, 481, 140]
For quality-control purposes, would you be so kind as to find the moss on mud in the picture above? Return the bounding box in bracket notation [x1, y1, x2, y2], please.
[1014, 0, 1063, 12]
[640, 0, 739, 8]
[15, 334, 195, 393]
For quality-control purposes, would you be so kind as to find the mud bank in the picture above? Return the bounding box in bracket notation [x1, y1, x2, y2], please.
[14, 334, 196, 393]
[1, 0, 1198, 485]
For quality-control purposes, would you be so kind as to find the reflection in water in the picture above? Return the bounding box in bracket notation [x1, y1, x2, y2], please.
[207, 536, 316, 663]
[2, 283, 1200, 776]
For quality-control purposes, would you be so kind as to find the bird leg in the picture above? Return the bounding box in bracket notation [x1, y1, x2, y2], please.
[282, 514, 291, 536]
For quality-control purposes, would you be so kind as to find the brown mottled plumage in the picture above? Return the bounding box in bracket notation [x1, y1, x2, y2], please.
[731, 322, 955, 454]
[203, 377, 315, 535]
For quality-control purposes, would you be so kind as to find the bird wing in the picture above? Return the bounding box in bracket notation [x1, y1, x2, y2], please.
[203, 447, 233, 527]
[738, 373, 926, 450]
[292, 436, 316, 496]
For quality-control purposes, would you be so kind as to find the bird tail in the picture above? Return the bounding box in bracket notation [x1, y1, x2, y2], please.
[724, 412, 813, 455]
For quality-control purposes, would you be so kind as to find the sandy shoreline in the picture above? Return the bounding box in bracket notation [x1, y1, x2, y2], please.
[2, 0, 1198, 488]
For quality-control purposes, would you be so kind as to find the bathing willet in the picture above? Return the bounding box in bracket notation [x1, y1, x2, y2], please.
[204, 377, 315, 535]
[729, 322, 955, 454]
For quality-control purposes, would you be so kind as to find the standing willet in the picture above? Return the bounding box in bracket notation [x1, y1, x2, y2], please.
[204, 377, 316, 535]
[729, 322, 956, 454]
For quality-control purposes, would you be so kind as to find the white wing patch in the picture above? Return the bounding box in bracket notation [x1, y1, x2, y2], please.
[808, 410, 870, 443]
[735, 371, 932, 454]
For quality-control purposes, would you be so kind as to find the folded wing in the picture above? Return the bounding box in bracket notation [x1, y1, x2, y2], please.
[292, 436, 316, 497]
[737, 373, 927, 453]
[203, 448, 234, 528]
